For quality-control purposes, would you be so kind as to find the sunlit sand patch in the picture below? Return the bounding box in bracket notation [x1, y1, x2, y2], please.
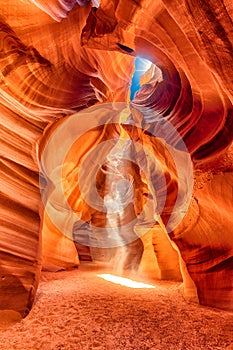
[97, 274, 156, 289]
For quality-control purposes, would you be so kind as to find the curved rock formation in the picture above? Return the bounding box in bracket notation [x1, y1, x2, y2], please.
[1, 0, 233, 316]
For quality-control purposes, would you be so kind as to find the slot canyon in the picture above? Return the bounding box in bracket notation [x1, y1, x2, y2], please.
[0, 0, 233, 349]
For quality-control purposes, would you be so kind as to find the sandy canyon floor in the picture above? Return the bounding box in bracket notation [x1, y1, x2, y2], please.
[0, 263, 232, 350]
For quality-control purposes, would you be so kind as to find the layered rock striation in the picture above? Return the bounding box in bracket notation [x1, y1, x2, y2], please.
[0, 0, 233, 316]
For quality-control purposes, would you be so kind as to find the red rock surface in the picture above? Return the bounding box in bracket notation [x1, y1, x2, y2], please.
[1, 0, 233, 318]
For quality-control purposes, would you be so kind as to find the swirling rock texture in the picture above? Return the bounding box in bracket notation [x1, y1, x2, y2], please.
[0, 0, 233, 318]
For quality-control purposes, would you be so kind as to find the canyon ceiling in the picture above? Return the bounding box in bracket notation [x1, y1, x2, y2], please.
[1, 0, 233, 319]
